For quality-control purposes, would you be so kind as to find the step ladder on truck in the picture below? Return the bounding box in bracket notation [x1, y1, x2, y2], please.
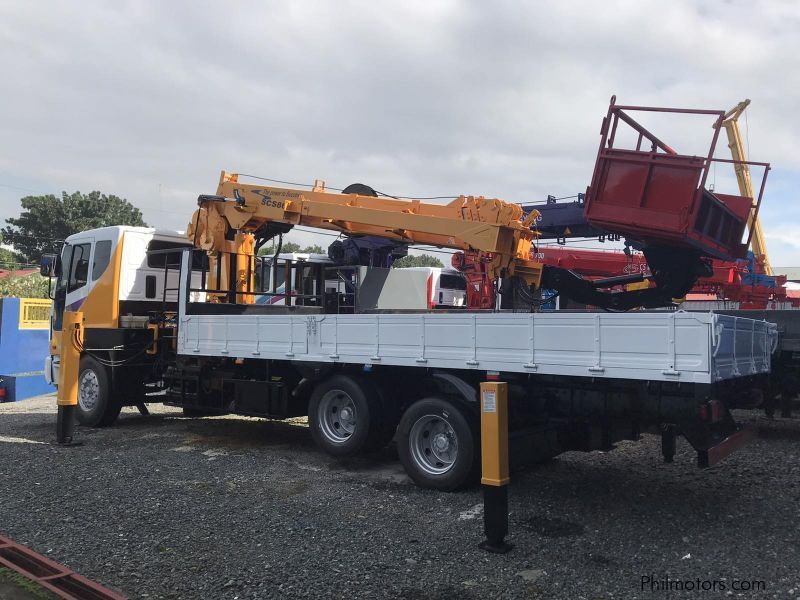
[43, 98, 777, 552]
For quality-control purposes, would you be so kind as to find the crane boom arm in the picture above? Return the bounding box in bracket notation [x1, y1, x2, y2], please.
[187, 171, 544, 299]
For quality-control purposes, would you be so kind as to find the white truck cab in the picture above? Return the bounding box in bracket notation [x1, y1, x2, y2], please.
[45, 226, 192, 386]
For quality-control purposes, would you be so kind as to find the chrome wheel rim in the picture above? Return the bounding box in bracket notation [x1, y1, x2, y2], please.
[78, 369, 100, 412]
[317, 389, 357, 444]
[409, 414, 458, 476]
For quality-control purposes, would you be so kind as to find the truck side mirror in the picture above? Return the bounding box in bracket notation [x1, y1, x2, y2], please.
[40, 254, 58, 277]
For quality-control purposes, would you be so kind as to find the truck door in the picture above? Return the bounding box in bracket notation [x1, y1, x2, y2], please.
[53, 238, 94, 331]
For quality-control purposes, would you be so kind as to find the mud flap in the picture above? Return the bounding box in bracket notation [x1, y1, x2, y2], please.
[681, 414, 755, 468]
[695, 425, 755, 468]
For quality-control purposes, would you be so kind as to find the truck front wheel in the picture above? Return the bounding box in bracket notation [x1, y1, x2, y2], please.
[398, 397, 477, 491]
[77, 356, 122, 427]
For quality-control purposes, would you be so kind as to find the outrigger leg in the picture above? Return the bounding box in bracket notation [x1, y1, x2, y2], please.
[479, 381, 513, 553]
[56, 311, 83, 446]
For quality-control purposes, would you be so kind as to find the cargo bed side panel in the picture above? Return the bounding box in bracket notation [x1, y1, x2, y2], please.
[178, 311, 774, 384]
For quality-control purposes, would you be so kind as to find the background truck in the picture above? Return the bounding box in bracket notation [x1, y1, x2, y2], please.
[714, 309, 800, 417]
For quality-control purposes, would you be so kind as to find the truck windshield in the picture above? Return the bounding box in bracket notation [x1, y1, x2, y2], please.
[440, 274, 466, 290]
[52, 243, 71, 331]
[55, 244, 71, 293]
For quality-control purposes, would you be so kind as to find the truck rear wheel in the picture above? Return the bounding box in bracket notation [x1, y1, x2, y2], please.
[397, 397, 477, 491]
[77, 356, 122, 427]
[308, 375, 386, 457]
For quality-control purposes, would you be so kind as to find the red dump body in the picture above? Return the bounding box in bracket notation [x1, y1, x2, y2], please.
[584, 98, 769, 260]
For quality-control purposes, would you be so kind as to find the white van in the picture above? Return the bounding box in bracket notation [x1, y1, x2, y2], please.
[395, 267, 467, 308]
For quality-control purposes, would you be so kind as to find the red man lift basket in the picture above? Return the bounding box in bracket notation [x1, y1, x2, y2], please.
[584, 97, 770, 260]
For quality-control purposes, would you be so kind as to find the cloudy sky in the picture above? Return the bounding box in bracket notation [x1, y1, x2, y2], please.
[1, 0, 798, 265]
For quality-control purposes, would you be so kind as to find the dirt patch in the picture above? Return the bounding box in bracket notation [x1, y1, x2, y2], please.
[521, 516, 585, 538]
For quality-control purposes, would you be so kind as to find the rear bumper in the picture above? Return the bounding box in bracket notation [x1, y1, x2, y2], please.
[697, 425, 755, 468]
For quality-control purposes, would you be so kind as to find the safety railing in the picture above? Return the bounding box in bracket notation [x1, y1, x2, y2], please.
[151, 247, 361, 314]
[585, 96, 770, 259]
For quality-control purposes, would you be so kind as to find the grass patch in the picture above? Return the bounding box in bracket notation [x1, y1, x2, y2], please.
[0, 566, 59, 600]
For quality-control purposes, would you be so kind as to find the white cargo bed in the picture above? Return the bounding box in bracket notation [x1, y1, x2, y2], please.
[177, 311, 776, 384]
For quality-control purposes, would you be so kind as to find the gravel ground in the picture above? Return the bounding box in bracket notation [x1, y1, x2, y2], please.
[1, 395, 799, 599]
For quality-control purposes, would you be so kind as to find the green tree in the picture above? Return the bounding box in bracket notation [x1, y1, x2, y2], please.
[258, 240, 326, 256]
[0, 247, 27, 270]
[2, 191, 147, 260]
[259, 241, 300, 256]
[392, 254, 444, 268]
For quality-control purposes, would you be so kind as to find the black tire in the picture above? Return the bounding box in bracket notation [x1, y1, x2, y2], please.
[397, 397, 477, 491]
[308, 374, 385, 457]
[76, 356, 121, 427]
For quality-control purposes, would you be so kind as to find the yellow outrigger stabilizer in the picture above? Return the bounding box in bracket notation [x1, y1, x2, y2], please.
[479, 381, 512, 553]
[56, 311, 83, 445]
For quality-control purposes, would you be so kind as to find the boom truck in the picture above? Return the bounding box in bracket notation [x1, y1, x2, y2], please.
[44, 98, 776, 497]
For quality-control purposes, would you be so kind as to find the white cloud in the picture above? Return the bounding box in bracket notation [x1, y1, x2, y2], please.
[766, 226, 800, 251]
[1, 0, 798, 264]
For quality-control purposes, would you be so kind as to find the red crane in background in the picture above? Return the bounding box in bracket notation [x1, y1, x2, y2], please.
[531, 246, 795, 309]
[453, 246, 795, 310]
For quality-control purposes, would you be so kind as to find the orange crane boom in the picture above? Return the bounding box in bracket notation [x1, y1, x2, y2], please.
[187, 171, 543, 303]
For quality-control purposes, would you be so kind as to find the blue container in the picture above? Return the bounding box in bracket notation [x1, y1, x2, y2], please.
[0, 297, 54, 401]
